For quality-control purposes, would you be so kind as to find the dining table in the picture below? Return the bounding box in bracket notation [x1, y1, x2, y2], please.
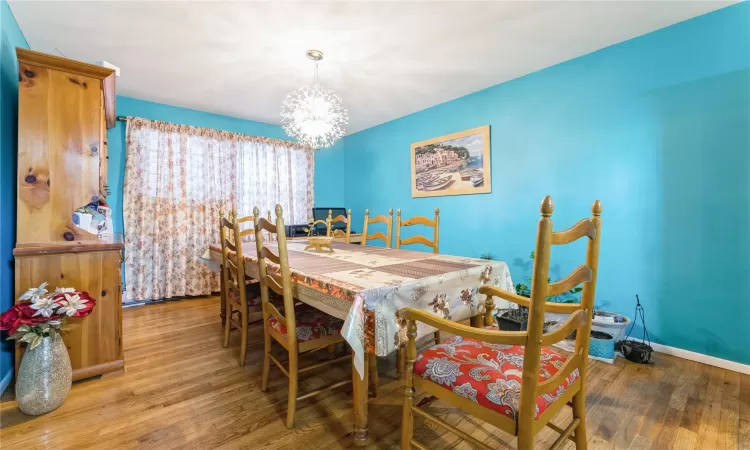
[202, 239, 515, 446]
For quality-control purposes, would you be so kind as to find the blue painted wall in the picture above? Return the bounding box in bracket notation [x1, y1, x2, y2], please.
[313, 140, 346, 207]
[0, 0, 28, 394]
[337, 3, 750, 365]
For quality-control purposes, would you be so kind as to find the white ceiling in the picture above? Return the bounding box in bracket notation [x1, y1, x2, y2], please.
[10, 1, 735, 134]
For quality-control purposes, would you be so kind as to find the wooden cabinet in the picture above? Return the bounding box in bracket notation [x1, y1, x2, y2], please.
[16, 48, 115, 243]
[14, 241, 124, 380]
[14, 48, 123, 381]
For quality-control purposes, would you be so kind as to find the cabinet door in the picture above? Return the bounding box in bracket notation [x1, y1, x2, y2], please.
[17, 63, 102, 244]
[15, 250, 124, 381]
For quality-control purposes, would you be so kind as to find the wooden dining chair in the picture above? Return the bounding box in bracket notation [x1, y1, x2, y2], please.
[398, 196, 602, 450]
[254, 205, 351, 428]
[395, 208, 440, 253]
[361, 208, 394, 248]
[394, 207, 442, 377]
[327, 208, 351, 243]
[219, 209, 264, 367]
[236, 213, 255, 242]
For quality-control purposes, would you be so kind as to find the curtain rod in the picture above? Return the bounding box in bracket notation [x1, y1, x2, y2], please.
[112, 115, 313, 151]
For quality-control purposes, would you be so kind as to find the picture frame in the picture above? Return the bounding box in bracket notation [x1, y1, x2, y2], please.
[410, 125, 491, 198]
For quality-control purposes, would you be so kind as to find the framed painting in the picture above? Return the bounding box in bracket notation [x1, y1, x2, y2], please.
[410, 125, 491, 198]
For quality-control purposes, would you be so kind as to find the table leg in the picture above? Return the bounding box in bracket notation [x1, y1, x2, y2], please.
[368, 353, 379, 398]
[352, 352, 370, 446]
[219, 265, 227, 326]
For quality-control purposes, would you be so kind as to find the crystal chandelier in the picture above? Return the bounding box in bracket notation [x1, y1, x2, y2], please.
[281, 50, 348, 149]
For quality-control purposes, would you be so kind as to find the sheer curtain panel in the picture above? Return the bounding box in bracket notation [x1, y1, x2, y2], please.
[123, 118, 313, 302]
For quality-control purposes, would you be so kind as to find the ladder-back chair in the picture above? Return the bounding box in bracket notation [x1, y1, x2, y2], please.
[361, 208, 394, 248]
[254, 205, 350, 428]
[394, 207, 442, 376]
[327, 209, 351, 243]
[395, 207, 439, 253]
[398, 196, 602, 450]
[219, 210, 263, 367]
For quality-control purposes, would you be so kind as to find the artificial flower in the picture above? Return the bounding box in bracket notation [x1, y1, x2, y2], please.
[18, 282, 49, 301]
[56, 293, 89, 317]
[71, 292, 96, 317]
[0, 305, 23, 335]
[55, 287, 77, 294]
[1, 283, 96, 345]
[29, 296, 58, 318]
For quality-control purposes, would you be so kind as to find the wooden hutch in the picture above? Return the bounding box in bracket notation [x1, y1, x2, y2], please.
[13, 48, 124, 381]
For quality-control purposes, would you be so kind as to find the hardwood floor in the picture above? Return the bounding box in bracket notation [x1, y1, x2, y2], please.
[1, 297, 748, 449]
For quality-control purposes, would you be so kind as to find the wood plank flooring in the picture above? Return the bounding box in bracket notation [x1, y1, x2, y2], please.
[1, 297, 748, 449]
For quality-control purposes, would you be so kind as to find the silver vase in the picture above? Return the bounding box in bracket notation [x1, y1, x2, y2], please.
[16, 334, 72, 416]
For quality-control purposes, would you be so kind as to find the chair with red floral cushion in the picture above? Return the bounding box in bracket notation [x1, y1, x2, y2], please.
[399, 196, 602, 450]
[394, 207, 442, 378]
[254, 205, 349, 429]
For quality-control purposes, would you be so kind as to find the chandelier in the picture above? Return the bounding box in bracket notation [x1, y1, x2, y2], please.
[281, 50, 348, 149]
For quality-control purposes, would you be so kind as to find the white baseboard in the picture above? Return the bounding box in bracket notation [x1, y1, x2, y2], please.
[625, 338, 750, 375]
[0, 368, 12, 396]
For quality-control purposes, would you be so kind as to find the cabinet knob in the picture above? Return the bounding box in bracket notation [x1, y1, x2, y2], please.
[63, 232, 74, 241]
[101, 290, 107, 297]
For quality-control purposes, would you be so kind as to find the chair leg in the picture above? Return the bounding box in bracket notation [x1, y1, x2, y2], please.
[401, 322, 417, 450]
[572, 392, 588, 449]
[261, 325, 271, 392]
[433, 330, 441, 345]
[285, 348, 299, 428]
[239, 310, 248, 367]
[517, 427, 534, 450]
[222, 304, 232, 348]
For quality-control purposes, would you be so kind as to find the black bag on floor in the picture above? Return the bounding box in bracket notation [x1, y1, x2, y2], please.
[616, 295, 654, 364]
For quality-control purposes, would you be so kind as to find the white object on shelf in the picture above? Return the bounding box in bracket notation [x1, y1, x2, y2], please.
[95, 60, 120, 76]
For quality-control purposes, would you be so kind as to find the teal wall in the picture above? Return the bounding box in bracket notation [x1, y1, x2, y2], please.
[333, 3, 750, 365]
[314, 140, 346, 207]
[0, 0, 28, 394]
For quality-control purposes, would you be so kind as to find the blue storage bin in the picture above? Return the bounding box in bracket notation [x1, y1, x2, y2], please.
[589, 331, 615, 359]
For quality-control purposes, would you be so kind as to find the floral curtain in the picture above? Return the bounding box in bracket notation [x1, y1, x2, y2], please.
[123, 118, 314, 302]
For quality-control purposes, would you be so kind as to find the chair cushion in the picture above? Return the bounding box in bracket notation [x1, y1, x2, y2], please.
[267, 306, 344, 342]
[413, 335, 579, 420]
[228, 282, 284, 307]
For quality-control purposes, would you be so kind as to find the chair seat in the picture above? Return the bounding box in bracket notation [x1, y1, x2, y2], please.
[267, 306, 344, 342]
[228, 282, 285, 307]
[414, 335, 579, 420]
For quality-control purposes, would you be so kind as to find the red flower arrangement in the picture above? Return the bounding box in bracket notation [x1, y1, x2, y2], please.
[0, 283, 96, 349]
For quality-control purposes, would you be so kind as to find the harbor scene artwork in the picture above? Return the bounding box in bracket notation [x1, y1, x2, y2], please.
[410, 125, 491, 198]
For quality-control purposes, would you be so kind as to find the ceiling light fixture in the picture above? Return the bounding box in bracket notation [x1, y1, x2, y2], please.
[281, 50, 348, 149]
